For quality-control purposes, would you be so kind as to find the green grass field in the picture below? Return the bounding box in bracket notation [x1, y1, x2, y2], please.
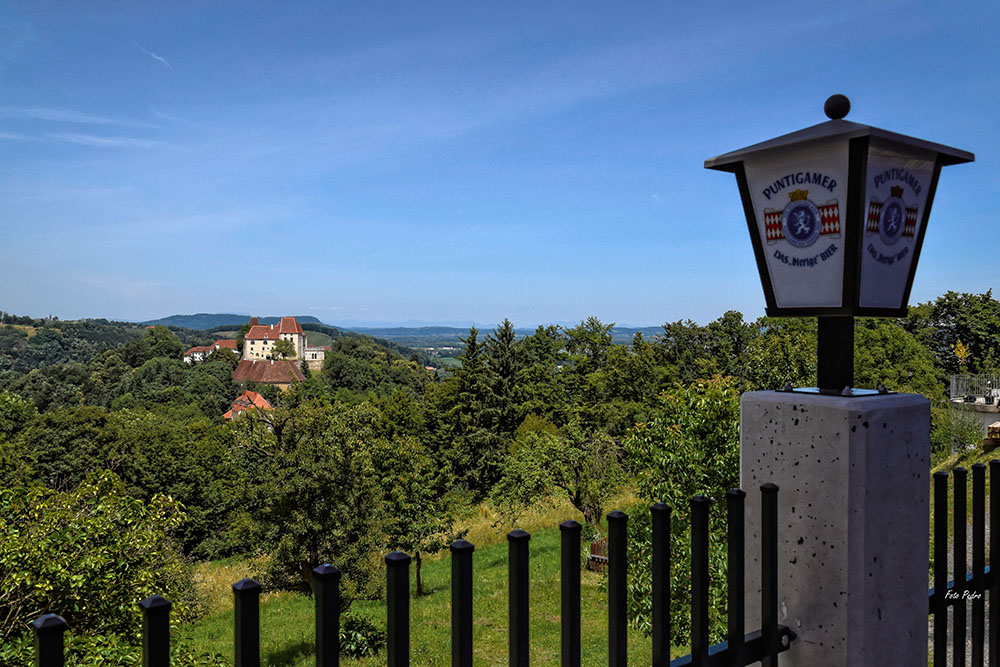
[181, 494, 673, 666]
[182, 526, 659, 666]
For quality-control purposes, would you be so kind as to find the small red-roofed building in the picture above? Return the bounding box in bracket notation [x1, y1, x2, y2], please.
[184, 338, 239, 364]
[223, 389, 273, 420]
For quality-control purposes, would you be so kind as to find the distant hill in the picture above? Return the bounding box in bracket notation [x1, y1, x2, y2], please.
[142, 313, 325, 330]
[350, 325, 664, 348]
[139, 314, 662, 360]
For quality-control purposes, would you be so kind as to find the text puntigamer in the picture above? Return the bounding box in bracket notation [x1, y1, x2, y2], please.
[761, 172, 837, 201]
[872, 168, 923, 196]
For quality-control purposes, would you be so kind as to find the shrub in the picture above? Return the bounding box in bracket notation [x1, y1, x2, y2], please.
[0, 471, 195, 645]
[339, 614, 385, 658]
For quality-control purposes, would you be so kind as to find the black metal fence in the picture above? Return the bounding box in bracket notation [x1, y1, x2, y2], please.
[29, 484, 793, 666]
[929, 461, 1000, 665]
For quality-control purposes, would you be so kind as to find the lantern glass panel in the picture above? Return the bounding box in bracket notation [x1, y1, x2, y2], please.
[858, 139, 936, 310]
[743, 138, 849, 309]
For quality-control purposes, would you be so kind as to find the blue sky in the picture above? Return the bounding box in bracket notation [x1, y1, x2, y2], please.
[1, 1, 995, 328]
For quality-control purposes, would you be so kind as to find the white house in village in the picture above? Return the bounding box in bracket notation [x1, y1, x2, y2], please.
[183, 339, 238, 364]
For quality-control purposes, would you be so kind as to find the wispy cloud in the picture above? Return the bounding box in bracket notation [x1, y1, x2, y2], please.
[129, 39, 172, 70]
[44, 131, 167, 149]
[0, 106, 154, 128]
[0, 131, 36, 141]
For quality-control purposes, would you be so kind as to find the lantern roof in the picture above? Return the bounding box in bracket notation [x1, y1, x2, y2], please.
[704, 119, 974, 173]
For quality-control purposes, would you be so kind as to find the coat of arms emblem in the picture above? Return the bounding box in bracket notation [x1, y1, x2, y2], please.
[866, 185, 917, 246]
[763, 189, 841, 247]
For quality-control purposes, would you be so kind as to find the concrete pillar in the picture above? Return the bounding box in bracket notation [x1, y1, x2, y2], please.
[740, 391, 929, 666]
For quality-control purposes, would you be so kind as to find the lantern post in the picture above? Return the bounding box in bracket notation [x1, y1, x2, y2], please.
[706, 95, 972, 666]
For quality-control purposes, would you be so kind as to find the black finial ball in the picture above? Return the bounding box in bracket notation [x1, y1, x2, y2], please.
[824, 94, 850, 120]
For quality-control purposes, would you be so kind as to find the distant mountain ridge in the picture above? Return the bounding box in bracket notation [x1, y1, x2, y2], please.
[142, 314, 663, 347]
[142, 313, 325, 330]
[352, 325, 664, 347]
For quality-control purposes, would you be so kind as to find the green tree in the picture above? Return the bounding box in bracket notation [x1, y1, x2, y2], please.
[0, 391, 36, 487]
[656, 319, 714, 384]
[371, 435, 455, 596]
[484, 318, 521, 436]
[0, 390, 35, 440]
[515, 325, 569, 425]
[442, 327, 506, 493]
[121, 326, 185, 366]
[563, 317, 614, 376]
[232, 400, 387, 601]
[622, 376, 742, 645]
[491, 420, 624, 531]
[13, 405, 115, 490]
[562, 317, 616, 429]
[854, 319, 944, 398]
[704, 310, 758, 379]
[271, 338, 296, 360]
[323, 337, 427, 396]
[742, 318, 816, 390]
[904, 290, 1000, 375]
[207, 346, 239, 370]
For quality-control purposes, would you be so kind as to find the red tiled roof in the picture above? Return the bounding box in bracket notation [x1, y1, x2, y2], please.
[246, 317, 303, 340]
[214, 339, 237, 350]
[223, 389, 273, 419]
[232, 359, 306, 384]
[246, 325, 281, 341]
[185, 345, 212, 356]
[279, 317, 303, 334]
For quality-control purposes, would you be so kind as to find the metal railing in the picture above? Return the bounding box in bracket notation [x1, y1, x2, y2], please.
[929, 462, 1000, 665]
[29, 485, 793, 667]
[951, 374, 1000, 401]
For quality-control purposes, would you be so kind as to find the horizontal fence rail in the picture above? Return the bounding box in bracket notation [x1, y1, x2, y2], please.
[29, 485, 793, 666]
[929, 461, 1000, 666]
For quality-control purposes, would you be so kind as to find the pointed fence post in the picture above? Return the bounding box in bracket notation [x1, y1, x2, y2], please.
[386, 551, 411, 667]
[726, 489, 746, 667]
[607, 510, 628, 667]
[508, 529, 530, 667]
[651, 503, 671, 667]
[954, 467, 968, 666]
[933, 470, 949, 665]
[140, 595, 171, 667]
[559, 521, 581, 667]
[973, 463, 986, 665]
[450, 539, 474, 667]
[31, 614, 66, 667]
[233, 578, 262, 667]
[690, 496, 712, 666]
[313, 564, 341, 667]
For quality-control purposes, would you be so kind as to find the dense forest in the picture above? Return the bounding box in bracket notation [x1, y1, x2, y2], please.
[1, 290, 999, 664]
